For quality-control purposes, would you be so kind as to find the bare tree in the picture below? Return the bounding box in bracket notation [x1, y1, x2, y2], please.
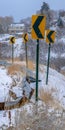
[0, 16, 14, 33]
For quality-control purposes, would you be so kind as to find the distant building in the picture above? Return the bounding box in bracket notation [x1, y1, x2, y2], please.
[8, 23, 25, 34]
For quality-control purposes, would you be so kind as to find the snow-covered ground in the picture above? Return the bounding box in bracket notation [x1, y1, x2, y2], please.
[45, 51, 58, 59]
[0, 67, 12, 102]
[0, 34, 65, 128]
[0, 34, 11, 41]
[60, 37, 65, 43]
[39, 65, 65, 108]
[0, 64, 65, 128]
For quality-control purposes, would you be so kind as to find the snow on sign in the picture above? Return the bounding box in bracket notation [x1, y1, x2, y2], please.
[45, 30, 56, 43]
[10, 36, 15, 44]
[31, 15, 46, 39]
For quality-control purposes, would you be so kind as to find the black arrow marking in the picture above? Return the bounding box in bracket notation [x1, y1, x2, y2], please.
[47, 31, 54, 43]
[11, 37, 15, 43]
[33, 16, 44, 38]
[24, 33, 27, 42]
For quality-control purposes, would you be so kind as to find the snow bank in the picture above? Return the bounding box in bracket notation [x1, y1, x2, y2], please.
[0, 67, 12, 102]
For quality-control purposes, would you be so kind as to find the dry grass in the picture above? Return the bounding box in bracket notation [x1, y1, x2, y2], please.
[7, 60, 35, 75]
[50, 100, 63, 110]
[39, 88, 53, 104]
[39, 88, 63, 110]
[7, 64, 24, 75]
[60, 70, 65, 76]
[6, 57, 21, 62]
[28, 60, 35, 70]
[50, 64, 57, 71]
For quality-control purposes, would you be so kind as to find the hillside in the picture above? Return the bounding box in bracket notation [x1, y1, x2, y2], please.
[0, 62, 65, 129]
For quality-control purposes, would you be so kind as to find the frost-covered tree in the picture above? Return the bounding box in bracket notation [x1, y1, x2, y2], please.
[0, 24, 4, 33]
[59, 10, 65, 17]
[0, 16, 14, 33]
[57, 16, 64, 27]
[40, 2, 50, 13]
[40, 2, 51, 28]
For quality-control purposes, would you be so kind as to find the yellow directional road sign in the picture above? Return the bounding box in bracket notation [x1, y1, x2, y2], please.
[10, 36, 15, 44]
[31, 15, 46, 39]
[23, 33, 28, 43]
[45, 30, 56, 43]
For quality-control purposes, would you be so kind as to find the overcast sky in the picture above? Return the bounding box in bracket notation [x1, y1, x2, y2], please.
[0, 0, 65, 22]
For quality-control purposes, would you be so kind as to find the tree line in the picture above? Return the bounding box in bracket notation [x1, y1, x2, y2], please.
[0, 2, 65, 34]
[0, 16, 14, 34]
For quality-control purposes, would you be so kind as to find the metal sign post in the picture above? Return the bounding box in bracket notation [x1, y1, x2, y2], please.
[36, 39, 39, 101]
[31, 15, 46, 102]
[46, 43, 51, 85]
[23, 33, 28, 76]
[12, 43, 14, 64]
[10, 36, 15, 64]
[25, 42, 28, 69]
[45, 30, 56, 84]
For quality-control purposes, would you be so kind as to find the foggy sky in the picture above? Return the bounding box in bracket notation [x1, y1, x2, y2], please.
[0, 0, 65, 22]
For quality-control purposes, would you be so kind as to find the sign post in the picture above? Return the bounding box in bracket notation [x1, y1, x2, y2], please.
[46, 43, 51, 84]
[25, 42, 28, 69]
[45, 30, 56, 84]
[23, 33, 28, 70]
[31, 15, 46, 101]
[10, 36, 15, 64]
[36, 39, 39, 101]
[12, 43, 14, 63]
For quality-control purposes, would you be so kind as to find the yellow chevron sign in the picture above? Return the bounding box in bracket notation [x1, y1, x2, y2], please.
[45, 30, 56, 43]
[10, 36, 15, 44]
[23, 33, 28, 43]
[31, 15, 46, 39]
